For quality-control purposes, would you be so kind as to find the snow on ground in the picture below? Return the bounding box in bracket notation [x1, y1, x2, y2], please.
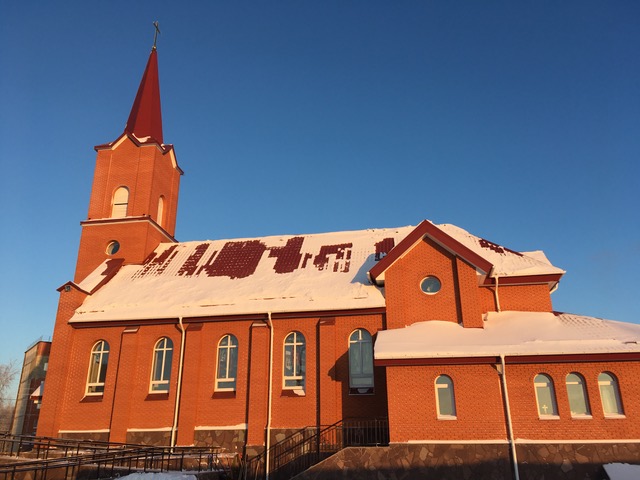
[117, 473, 198, 480]
[603, 463, 640, 480]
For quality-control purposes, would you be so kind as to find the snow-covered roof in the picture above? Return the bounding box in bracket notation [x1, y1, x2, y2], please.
[368, 220, 564, 285]
[437, 224, 565, 278]
[375, 311, 640, 360]
[70, 227, 414, 323]
[69, 222, 566, 323]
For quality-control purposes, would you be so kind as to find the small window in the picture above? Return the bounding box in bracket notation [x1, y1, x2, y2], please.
[534, 374, 558, 418]
[283, 331, 306, 390]
[111, 187, 129, 218]
[348, 329, 374, 394]
[566, 373, 591, 417]
[435, 375, 456, 418]
[106, 240, 120, 255]
[157, 196, 165, 227]
[216, 334, 238, 391]
[86, 340, 109, 395]
[420, 276, 441, 295]
[150, 337, 173, 392]
[598, 372, 624, 416]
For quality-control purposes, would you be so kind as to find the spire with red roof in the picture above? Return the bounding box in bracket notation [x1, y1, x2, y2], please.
[124, 25, 163, 144]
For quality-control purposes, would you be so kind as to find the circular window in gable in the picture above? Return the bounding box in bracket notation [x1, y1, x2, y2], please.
[106, 240, 120, 255]
[420, 276, 441, 295]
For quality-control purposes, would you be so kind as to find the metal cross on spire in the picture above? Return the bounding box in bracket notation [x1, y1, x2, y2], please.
[152, 21, 161, 50]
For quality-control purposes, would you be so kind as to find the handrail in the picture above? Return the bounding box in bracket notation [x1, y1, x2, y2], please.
[0, 434, 235, 480]
[239, 418, 389, 480]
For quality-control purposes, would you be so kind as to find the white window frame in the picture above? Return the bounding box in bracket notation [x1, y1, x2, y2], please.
[565, 373, 591, 418]
[150, 337, 173, 393]
[598, 372, 624, 417]
[283, 331, 305, 391]
[85, 340, 109, 395]
[111, 186, 129, 218]
[435, 375, 457, 419]
[348, 329, 374, 393]
[215, 334, 238, 392]
[534, 373, 559, 419]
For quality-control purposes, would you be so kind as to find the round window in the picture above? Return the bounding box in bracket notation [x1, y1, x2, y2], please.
[420, 276, 441, 295]
[106, 241, 120, 255]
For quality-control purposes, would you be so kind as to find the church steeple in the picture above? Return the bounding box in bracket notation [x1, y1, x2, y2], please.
[124, 48, 164, 144]
[74, 40, 182, 284]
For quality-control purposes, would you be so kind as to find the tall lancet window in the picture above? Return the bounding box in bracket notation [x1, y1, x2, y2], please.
[157, 195, 165, 227]
[111, 187, 129, 218]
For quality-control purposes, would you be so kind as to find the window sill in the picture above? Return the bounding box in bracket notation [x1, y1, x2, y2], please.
[81, 395, 103, 403]
[349, 387, 374, 395]
[281, 389, 305, 397]
[212, 391, 236, 399]
[570, 414, 593, 420]
[604, 414, 626, 419]
[437, 415, 457, 421]
[538, 415, 560, 420]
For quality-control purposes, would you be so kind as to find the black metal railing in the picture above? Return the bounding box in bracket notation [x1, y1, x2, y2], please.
[239, 418, 388, 480]
[0, 434, 237, 480]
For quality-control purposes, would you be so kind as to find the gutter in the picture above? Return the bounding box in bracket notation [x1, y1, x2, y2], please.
[265, 312, 274, 480]
[171, 316, 186, 448]
[499, 354, 519, 480]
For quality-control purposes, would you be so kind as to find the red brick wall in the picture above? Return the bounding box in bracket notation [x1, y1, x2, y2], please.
[37, 287, 87, 438]
[386, 364, 507, 442]
[385, 238, 460, 329]
[75, 137, 180, 283]
[88, 139, 180, 231]
[386, 360, 640, 443]
[39, 312, 389, 448]
[478, 284, 553, 314]
[507, 361, 640, 440]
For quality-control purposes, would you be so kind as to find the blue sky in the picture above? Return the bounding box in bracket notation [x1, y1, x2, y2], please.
[0, 2, 638, 396]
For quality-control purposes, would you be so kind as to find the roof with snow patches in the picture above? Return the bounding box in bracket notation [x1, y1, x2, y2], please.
[70, 222, 565, 323]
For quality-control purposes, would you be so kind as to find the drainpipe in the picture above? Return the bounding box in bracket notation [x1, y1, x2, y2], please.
[491, 268, 501, 313]
[499, 354, 519, 480]
[265, 312, 274, 480]
[171, 317, 186, 449]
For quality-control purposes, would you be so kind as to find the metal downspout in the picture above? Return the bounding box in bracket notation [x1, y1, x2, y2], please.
[265, 312, 274, 480]
[171, 316, 186, 449]
[500, 353, 520, 480]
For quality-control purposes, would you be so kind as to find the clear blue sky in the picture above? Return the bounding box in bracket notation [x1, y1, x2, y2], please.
[1, 2, 638, 395]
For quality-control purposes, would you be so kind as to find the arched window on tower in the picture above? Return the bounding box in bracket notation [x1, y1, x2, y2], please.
[86, 340, 109, 395]
[111, 187, 129, 218]
[348, 329, 374, 394]
[157, 195, 165, 227]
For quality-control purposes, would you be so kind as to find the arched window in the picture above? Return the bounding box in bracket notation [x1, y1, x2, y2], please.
[534, 374, 558, 417]
[598, 372, 624, 416]
[111, 187, 129, 218]
[283, 331, 305, 390]
[157, 196, 165, 227]
[150, 337, 173, 392]
[348, 329, 374, 394]
[566, 373, 590, 417]
[435, 375, 456, 418]
[216, 334, 238, 391]
[86, 340, 109, 395]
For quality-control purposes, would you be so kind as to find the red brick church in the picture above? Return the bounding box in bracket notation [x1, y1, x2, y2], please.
[37, 44, 640, 478]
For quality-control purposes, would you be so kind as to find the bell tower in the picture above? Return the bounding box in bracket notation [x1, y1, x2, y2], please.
[74, 44, 182, 283]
